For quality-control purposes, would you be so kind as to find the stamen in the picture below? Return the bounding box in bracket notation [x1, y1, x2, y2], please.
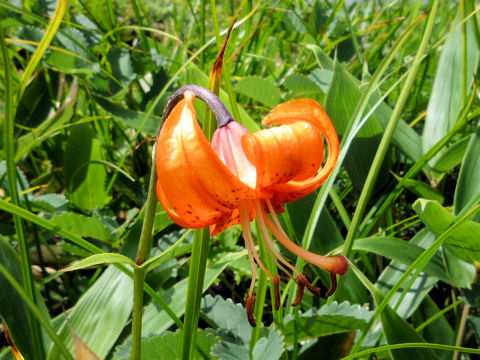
[240, 202, 275, 282]
[246, 294, 257, 327]
[273, 274, 281, 310]
[291, 280, 305, 307]
[262, 204, 348, 275]
[297, 273, 321, 297]
[326, 272, 338, 297]
[254, 200, 298, 277]
[239, 203, 258, 296]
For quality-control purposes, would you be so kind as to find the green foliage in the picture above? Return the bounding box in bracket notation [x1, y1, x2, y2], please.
[1, 0, 480, 359]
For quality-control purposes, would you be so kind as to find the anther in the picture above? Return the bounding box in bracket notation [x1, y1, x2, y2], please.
[291, 281, 304, 307]
[326, 272, 338, 297]
[273, 274, 281, 311]
[246, 294, 257, 327]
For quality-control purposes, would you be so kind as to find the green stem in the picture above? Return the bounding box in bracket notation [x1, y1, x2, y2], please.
[1, 29, 44, 360]
[181, 228, 210, 360]
[130, 148, 159, 360]
[130, 267, 146, 360]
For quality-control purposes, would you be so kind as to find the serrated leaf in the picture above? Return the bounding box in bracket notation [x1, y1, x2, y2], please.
[142, 330, 218, 360]
[29, 193, 68, 212]
[413, 198, 480, 263]
[252, 327, 284, 360]
[62, 253, 136, 272]
[235, 76, 281, 108]
[281, 301, 372, 345]
[201, 295, 252, 345]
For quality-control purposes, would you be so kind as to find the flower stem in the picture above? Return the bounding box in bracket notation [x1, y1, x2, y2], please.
[130, 149, 159, 360]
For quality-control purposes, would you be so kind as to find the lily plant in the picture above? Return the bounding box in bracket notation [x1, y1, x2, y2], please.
[155, 85, 348, 326]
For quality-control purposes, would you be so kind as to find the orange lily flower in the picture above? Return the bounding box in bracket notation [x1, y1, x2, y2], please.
[155, 85, 347, 326]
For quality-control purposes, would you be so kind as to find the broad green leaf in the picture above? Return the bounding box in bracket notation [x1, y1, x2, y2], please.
[380, 301, 437, 360]
[414, 198, 480, 264]
[295, 332, 355, 360]
[392, 174, 444, 203]
[0, 236, 35, 360]
[62, 253, 136, 272]
[460, 283, 480, 307]
[431, 136, 470, 173]
[51, 212, 112, 242]
[281, 302, 372, 344]
[63, 123, 111, 210]
[308, 69, 333, 92]
[235, 76, 281, 108]
[422, 20, 479, 160]
[94, 96, 160, 136]
[454, 126, 480, 214]
[283, 74, 322, 96]
[325, 61, 387, 191]
[47, 266, 133, 359]
[353, 236, 467, 287]
[416, 297, 454, 360]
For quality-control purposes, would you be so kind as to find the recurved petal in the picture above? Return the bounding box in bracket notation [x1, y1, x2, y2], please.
[242, 121, 324, 193]
[155, 91, 255, 229]
[259, 98, 339, 198]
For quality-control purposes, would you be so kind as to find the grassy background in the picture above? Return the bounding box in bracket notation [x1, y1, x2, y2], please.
[1, 0, 480, 359]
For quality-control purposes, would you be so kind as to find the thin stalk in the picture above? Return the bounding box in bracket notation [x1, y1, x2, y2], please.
[453, 304, 470, 360]
[416, 299, 462, 332]
[1, 30, 44, 359]
[181, 228, 210, 360]
[130, 267, 146, 360]
[130, 148, 159, 360]
[342, 0, 438, 259]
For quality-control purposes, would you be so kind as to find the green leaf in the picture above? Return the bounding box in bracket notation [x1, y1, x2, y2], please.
[140, 250, 247, 336]
[0, 236, 36, 360]
[29, 193, 68, 212]
[325, 61, 386, 191]
[51, 212, 112, 242]
[201, 294, 252, 344]
[454, 126, 480, 214]
[414, 198, 480, 264]
[281, 302, 372, 345]
[62, 253, 137, 272]
[422, 19, 479, 160]
[47, 266, 133, 359]
[308, 69, 333, 92]
[235, 76, 281, 108]
[353, 236, 467, 287]
[94, 96, 161, 136]
[431, 137, 470, 173]
[392, 173, 444, 203]
[251, 327, 284, 360]
[63, 123, 111, 210]
[283, 74, 322, 96]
